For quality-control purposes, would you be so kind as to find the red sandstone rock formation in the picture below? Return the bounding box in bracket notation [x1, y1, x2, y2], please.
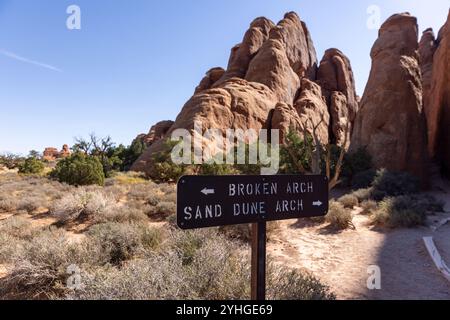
[351, 13, 429, 185]
[43, 145, 71, 161]
[130, 12, 357, 175]
[423, 11, 450, 177]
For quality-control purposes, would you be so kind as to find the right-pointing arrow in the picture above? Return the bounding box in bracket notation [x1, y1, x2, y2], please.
[313, 201, 323, 207]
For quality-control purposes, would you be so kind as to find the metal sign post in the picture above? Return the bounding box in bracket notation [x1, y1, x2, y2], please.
[177, 175, 329, 301]
[251, 222, 266, 301]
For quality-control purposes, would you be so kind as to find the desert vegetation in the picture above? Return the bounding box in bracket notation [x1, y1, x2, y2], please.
[0, 169, 335, 300]
[0, 130, 446, 300]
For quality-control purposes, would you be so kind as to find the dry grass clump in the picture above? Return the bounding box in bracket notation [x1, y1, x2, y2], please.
[0, 216, 38, 263]
[71, 228, 334, 300]
[370, 195, 443, 228]
[350, 188, 373, 202]
[325, 201, 354, 230]
[86, 222, 163, 266]
[360, 200, 378, 215]
[267, 267, 336, 300]
[94, 205, 148, 224]
[0, 228, 107, 299]
[0, 174, 73, 214]
[146, 201, 176, 219]
[338, 194, 359, 209]
[1, 221, 335, 300]
[219, 222, 281, 242]
[51, 189, 116, 223]
[106, 172, 148, 186]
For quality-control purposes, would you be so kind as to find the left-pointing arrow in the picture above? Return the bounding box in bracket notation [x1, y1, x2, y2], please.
[201, 188, 215, 195]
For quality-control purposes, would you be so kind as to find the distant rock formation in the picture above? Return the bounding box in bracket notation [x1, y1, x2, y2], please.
[132, 12, 358, 174]
[135, 120, 175, 147]
[43, 144, 71, 161]
[422, 10, 450, 177]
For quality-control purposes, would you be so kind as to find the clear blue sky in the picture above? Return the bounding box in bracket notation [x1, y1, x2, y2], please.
[0, 0, 448, 154]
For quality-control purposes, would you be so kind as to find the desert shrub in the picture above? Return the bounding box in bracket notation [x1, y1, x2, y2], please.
[114, 137, 147, 172]
[145, 193, 163, 206]
[0, 198, 18, 212]
[0, 217, 40, 263]
[219, 222, 280, 242]
[51, 153, 105, 186]
[147, 140, 186, 183]
[0, 216, 40, 244]
[51, 189, 113, 223]
[360, 200, 378, 215]
[171, 229, 212, 265]
[76, 229, 249, 300]
[351, 169, 377, 190]
[0, 153, 24, 170]
[268, 267, 335, 300]
[0, 233, 22, 263]
[94, 205, 148, 224]
[338, 194, 359, 209]
[69, 253, 187, 300]
[418, 194, 445, 213]
[341, 147, 373, 184]
[197, 163, 238, 176]
[182, 235, 250, 300]
[370, 194, 442, 228]
[86, 222, 162, 265]
[0, 229, 106, 299]
[146, 201, 176, 219]
[16, 196, 48, 214]
[351, 188, 373, 202]
[325, 201, 354, 230]
[371, 169, 420, 201]
[18, 157, 45, 175]
[279, 131, 313, 174]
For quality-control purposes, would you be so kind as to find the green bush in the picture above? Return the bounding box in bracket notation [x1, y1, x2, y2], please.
[119, 138, 147, 171]
[279, 131, 313, 174]
[351, 169, 376, 190]
[18, 157, 45, 175]
[341, 147, 373, 187]
[147, 140, 186, 182]
[371, 169, 420, 201]
[50, 153, 105, 186]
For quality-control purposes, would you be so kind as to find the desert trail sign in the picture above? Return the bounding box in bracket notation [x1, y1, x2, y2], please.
[176, 175, 329, 300]
[177, 175, 329, 229]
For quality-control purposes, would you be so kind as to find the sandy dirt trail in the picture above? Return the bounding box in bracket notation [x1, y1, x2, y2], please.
[269, 180, 450, 300]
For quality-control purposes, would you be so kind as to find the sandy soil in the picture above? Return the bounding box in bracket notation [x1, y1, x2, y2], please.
[269, 179, 450, 300]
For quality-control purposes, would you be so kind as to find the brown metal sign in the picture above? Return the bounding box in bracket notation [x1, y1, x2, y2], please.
[177, 175, 329, 230]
